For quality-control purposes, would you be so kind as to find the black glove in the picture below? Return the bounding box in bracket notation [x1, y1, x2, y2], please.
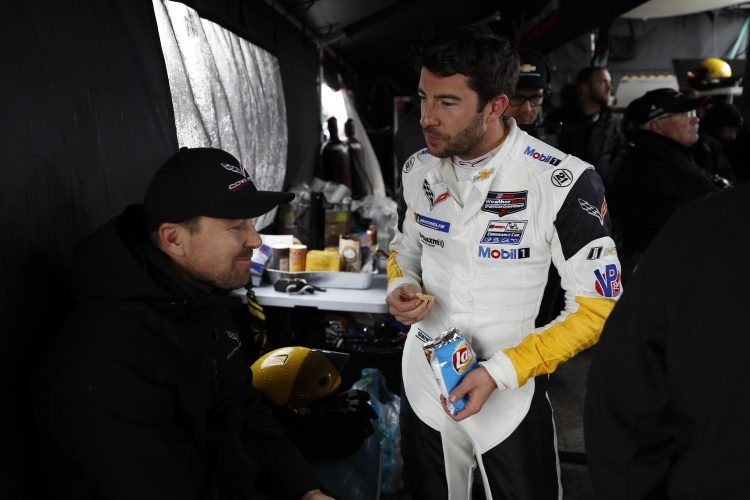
[316, 389, 378, 439]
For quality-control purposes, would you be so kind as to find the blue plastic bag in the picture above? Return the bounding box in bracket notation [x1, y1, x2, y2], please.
[352, 368, 403, 495]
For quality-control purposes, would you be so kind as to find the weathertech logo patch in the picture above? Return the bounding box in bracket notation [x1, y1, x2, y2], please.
[482, 191, 528, 216]
[523, 146, 561, 166]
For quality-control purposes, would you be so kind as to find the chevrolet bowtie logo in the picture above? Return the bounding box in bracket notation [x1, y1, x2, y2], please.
[473, 168, 494, 182]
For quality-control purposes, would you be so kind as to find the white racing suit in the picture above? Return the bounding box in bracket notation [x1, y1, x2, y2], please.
[387, 120, 621, 498]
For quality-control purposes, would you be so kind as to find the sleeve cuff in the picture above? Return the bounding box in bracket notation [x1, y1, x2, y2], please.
[479, 351, 519, 391]
[386, 276, 421, 295]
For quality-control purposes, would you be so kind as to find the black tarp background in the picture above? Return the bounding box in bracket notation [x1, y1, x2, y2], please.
[0, 1, 318, 496]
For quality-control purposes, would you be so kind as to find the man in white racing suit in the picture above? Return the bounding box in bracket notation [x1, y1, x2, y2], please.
[385, 26, 621, 500]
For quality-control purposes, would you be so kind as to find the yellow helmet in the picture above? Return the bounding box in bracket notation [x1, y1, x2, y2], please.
[250, 347, 349, 409]
[687, 58, 733, 89]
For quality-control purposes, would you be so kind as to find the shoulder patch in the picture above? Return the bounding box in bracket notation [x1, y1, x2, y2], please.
[551, 168, 574, 187]
[403, 156, 415, 173]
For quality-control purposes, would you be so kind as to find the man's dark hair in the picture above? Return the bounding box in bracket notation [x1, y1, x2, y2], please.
[576, 66, 607, 87]
[412, 25, 519, 111]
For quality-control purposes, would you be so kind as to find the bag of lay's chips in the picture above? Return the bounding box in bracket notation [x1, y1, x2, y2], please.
[422, 327, 478, 415]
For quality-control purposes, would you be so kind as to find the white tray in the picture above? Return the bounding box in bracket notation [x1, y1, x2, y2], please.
[266, 269, 374, 289]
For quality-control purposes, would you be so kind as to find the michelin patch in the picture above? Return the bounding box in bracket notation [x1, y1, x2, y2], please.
[480, 220, 527, 245]
[482, 191, 527, 216]
[414, 212, 450, 233]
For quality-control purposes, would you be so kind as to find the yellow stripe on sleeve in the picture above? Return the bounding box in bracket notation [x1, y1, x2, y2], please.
[386, 250, 404, 286]
[503, 296, 617, 387]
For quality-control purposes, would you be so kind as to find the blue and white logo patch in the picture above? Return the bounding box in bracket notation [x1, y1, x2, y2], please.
[480, 220, 527, 245]
[414, 212, 450, 233]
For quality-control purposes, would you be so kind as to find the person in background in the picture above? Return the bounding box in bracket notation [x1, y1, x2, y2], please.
[504, 47, 552, 127]
[584, 181, 750, 500]
[386, 25, 621, 499]
[692, 100, 744, 186]
[31, 147, 333, 500]
[609, 88, 720, 273]
[504, 46, 563, 325]
[547, 66, 624, 186]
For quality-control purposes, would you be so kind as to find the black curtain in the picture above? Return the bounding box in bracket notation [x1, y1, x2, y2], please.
[1, 1, 174, 497]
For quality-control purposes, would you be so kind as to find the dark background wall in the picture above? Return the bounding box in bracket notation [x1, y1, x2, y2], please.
[0, 1, 318, 496]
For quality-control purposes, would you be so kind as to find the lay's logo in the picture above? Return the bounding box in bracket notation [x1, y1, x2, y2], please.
[524, 146, 561, 166]
[452, 341, 475, 374]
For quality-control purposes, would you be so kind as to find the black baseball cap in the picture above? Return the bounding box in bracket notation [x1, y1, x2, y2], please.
[516, 48, 551, 93]
[144, 147, 294, 231]
[625, 88, 709, 128]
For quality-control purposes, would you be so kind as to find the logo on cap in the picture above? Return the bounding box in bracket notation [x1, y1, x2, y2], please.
[222, 162, 254, 192]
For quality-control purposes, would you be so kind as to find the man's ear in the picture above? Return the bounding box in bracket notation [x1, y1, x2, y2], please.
[487, 94, 510, 122]
[648, 119, 664, 136]
[157, 222, 187, 258]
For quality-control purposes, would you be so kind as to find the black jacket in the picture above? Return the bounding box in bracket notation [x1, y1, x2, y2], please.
[585, 182, 750, 499]
[609, 130, 720, 255]
[691, 129, 737, 186]
[31, 205, 320, 500]
[546, 102, 624, 185]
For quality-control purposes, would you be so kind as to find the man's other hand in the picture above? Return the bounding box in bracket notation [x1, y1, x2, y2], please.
[385, 283, 434, 325]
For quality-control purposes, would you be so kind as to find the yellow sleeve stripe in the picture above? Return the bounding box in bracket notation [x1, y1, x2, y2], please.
[503, 296, 617, 387]
[386, 250, 403, 286]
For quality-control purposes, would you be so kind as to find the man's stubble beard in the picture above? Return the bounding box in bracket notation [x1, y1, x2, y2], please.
[426, 111, 486, 159]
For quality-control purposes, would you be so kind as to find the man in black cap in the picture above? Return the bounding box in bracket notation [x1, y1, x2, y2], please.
[31, 147, 334, 500]
[504, 47, 552, 127]
[610, 89, 720, 268]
